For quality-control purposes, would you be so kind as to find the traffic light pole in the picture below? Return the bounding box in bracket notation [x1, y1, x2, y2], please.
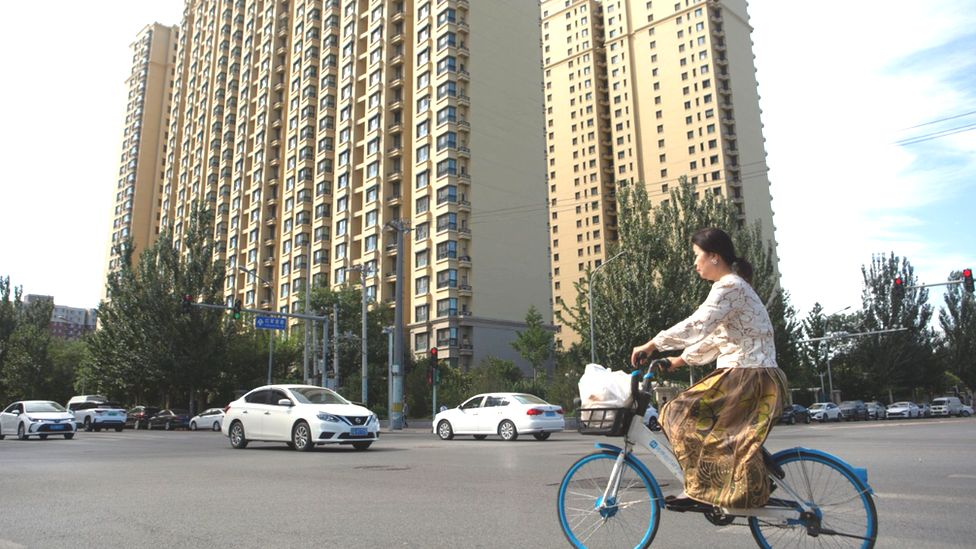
[387, 219, 410, 430]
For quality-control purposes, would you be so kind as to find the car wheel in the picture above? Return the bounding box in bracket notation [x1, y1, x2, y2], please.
[352, 442, 372, 450]
[94, 426, 102, 432]
[498, 420, 518, 441]
[292, 421, 314, 452]
[473, 434, 487, 440]
[788, 415, 795, 425]
[804, 415, 811, 424]
[17, 423, 28, 440]
[84, 417, 93, 432]
[436, 420, 454, 440]
[64, 433, 74, 440]
[229, 421, 248, 449]
[39, 434, 48, 440]
[164, 421, 173, 431]
[533, 432, 551, 441]
[213, 421, 221, 431]
[190, 421, 197, 431]
[0, 431, 5, 440]
[115, 426, 123, 432]
[962, 410, 971, 417]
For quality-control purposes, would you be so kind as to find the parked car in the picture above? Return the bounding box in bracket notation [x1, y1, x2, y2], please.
[865, 401, 887, 420]
[190, 408, 225, 431]
[886, 401, 920, 419]
[960, 404, 974, 417]
[808, 402, 842, 422]
[146, 409, 191, 430]
[643, 404, 660, 431]
[779, 404, 811, 425]
[930, 396, 963, 417]
[838, 400, 869, 421]
[222, 384, 378, 451]
[916, 402, 931, 418]
[0, 400, 76, 440]
[126, 406, 161, 429]
[434, 392, 564, 441]
[67, 398, 127, 432]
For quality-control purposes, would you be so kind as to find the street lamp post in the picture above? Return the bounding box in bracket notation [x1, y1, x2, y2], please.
[588, 250, 626, 364]
[383, 326, 394, 427]
[304, 241, 313, 385]
[239, 266, 275, 385]
[824, 305, 851, 402]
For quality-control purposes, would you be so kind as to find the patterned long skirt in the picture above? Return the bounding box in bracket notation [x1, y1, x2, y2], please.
[660, 367, 787, 509]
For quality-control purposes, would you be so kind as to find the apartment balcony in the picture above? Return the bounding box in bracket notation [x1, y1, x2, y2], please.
[457, 146, 470, 158]
[459, 343, 473, 356]
[458, 284, 472, 296]
[458, 255, 471, 267]
[458, 199, 471, 212]
[386, 193, 402, 206]
[263, 256, 275, 267]
[265, 217, 277, 227]
[457, 227, 471, 239]
[458, 94, 470, 106]
[457, 69, 470, 82]
[456, 120, 470, 130]
[458, 173, 471, 183]
[264, 238, 275, 247]
[388, 120, 403, 132]
[387, 145, 402, 158]
[387, 169, 403, 182]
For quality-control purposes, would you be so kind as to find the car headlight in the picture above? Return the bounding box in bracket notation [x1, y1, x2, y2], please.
[28, 416, 45, 422]
[317, 412, 342, 423]
[368, 414, 377, 425]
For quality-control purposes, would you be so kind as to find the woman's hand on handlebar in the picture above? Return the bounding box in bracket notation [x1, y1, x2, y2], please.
[630, 341, 655, 367]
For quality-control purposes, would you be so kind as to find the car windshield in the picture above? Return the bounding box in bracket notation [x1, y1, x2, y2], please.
[289, 387, 350, 405]
[25, 402, 66, 413]
[931, 399, 947, 405]
[99, 402, 124, 408]
[890, 402, 909, 407]
[809, 404, 826, 410]
[513, 394, 548, 405]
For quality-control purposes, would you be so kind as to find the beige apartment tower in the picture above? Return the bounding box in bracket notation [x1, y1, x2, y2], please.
[541, 0, 777, 347]
[104, 23, 179, 294]
[127, 0, 551, 372]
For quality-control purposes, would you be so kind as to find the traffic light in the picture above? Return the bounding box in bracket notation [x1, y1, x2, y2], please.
[963, 268, 974, 293]
[893, 276, 905, 300]
[181, 294, 193, 314]
[232, 299, 242, 320]
[428, 347, 439, 386]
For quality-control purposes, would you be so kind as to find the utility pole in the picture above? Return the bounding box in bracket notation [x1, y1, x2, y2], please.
[348, 264, 370, 406]
[321, 316, 328, 388]
[387, 219, 410, 430]
[333, 303, 339, 390]
[383, 326, 394, 427]
[304, 240, 313, 384]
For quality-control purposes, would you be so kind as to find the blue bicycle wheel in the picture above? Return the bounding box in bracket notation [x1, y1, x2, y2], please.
[749, 449, 878, 548]
[557, 451, 661, 549]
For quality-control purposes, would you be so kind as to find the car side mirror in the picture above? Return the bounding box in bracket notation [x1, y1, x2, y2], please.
[277, 399, 294, 407]
[12, 410, 20, 416]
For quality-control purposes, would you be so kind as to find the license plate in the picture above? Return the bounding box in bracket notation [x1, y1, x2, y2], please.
[49, 424, 65, 430]
[545, 411, 556, 417]
[107, 411, 120, 416]
[350, 427, 367, 436]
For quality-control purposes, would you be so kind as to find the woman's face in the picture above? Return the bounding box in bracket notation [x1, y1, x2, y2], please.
[693, 244, 719, 281]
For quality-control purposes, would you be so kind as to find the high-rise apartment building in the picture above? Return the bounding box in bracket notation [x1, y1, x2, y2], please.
[120, 0, 550, 371]
[104, 23, 179, 292]
[541, 0, 777, 347]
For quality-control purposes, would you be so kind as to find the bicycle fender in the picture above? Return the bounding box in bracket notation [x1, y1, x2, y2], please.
[595, 443, 666, 508]
[772, 447, 873, 494]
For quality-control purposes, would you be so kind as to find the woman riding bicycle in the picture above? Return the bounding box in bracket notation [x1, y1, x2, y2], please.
[630, 227, 786, 510]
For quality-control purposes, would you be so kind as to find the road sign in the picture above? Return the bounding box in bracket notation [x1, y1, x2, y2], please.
[255, 316, 287, 330]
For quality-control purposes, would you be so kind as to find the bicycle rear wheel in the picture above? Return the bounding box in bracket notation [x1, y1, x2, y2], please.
[749, 449, 878, 548]
[557, 451, 661, 549]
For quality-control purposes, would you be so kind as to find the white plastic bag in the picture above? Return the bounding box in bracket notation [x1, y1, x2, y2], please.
[578, 363, 633, 409]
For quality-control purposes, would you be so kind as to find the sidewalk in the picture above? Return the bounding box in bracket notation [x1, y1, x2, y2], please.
[379, 419, 432, 432]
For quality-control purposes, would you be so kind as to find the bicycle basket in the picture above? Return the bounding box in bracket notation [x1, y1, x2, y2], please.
[577, 407, 634, 436]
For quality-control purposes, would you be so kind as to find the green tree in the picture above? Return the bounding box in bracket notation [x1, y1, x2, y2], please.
[561, 178, 792, 382]
[511, 306, 554, 381]
[937, 270, 976, 391]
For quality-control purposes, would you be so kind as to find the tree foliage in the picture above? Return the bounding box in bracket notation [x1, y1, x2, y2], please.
[511, 306, 555, 380]
[937, 271, 976, 392]
[558, 178, 799, 385]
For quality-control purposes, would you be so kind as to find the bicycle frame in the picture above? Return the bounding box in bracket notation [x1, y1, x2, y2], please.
[601, 415, 814, 523]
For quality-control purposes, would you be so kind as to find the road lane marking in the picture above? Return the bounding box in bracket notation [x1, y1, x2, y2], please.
[875, 492, 975, 504]
[947, 474, 976, 479]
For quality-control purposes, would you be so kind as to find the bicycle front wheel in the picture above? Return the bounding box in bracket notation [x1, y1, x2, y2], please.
[750, 449, 878, 549]
[557, 451, 661, 549]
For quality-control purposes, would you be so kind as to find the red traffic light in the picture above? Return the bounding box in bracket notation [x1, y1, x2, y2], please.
[893, 277, 903, 287]
[963, 268, 974, 293]
[429, 347, 438, 359]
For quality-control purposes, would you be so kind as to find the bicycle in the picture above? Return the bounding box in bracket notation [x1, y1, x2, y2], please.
[556, 357, 878, 548]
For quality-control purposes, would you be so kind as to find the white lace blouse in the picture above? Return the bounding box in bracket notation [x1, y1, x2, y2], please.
[651, 273, 778, 369]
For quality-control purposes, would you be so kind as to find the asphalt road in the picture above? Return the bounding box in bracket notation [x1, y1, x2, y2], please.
[1, 417, 974, 548]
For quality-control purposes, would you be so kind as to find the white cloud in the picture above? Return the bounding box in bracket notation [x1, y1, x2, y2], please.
[749, 0, 976, 317]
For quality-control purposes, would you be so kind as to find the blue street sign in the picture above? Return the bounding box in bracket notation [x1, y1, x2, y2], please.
[255, 316, 287, 330]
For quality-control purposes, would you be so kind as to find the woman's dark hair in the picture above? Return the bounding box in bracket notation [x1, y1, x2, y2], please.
[692, 227, 754, 284]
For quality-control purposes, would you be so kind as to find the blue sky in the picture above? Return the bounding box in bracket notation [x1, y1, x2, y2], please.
[0, 0, 972, 326]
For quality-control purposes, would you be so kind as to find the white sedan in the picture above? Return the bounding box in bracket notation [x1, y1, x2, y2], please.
[222, 385, 378, 451]
[808, 402, 842, 422]
[433, 392, 564, 441]
[189, 408, 225, 431]
[886, 401, 920, 419]
[0, 400, 77, 440]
